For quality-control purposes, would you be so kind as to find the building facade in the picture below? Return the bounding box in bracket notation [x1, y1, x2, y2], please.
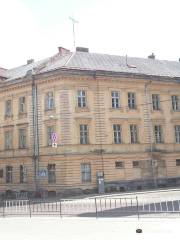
[0, 47, 180, 196]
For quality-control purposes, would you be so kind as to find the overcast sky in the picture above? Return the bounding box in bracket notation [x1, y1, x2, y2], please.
[0, 0, 180, 68]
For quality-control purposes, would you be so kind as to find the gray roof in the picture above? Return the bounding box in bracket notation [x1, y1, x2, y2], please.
[3, 51, 180, 81]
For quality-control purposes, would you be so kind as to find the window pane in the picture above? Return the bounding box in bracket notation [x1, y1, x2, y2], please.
[78, 90, 86, 107]
[81, 163, 91, 182]
[19, 129, 26, 148]
[111, 91, 119, 108]
[130, 125, 138, 143]
[45, 92, 54, 110]
[113, 124, 122, 143]
[128, 92, 136, 109]
[80, 125, 88, 144]
[152, 94, 160, 110]
[48, 164, 56, 183]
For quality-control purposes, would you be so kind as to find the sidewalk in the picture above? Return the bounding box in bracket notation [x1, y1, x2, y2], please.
[0, 217, 180, 240]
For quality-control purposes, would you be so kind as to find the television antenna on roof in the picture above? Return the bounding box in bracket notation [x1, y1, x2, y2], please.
[69, 16, 79, 50]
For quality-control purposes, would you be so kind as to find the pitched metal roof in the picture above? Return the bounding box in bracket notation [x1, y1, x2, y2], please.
[4, 51, 180, 81]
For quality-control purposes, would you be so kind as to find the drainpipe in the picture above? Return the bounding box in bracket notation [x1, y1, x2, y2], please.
[32, 74, 40, 192]
[144, 81, 157, 188]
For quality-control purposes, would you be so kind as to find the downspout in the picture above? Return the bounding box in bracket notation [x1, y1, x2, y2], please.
[32, 74, 40, 192]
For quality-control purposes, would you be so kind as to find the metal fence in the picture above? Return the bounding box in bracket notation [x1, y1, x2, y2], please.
[0, 196, 180, 218]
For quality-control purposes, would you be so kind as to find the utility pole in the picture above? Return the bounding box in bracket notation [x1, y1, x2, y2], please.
[69, 16, 78, 50]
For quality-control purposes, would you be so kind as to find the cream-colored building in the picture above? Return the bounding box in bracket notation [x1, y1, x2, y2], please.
[0, 47, 180, 197]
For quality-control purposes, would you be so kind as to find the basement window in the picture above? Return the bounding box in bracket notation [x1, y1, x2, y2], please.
[115, 161, 124, 169]
[176, 159, 180, 166]
[133, 161, 140, 168]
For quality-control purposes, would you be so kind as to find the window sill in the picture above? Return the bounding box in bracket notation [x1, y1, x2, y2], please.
[75, 106, 90, 112]
[126, 108, 139, 113]
[4, 115, 13, 119]
[109, 107, 123, 112]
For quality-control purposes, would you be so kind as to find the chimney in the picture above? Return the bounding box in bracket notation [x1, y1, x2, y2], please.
[76, 47, 89, 53]
[27, 59, 34, 65]
[58, 47, 70, 55]
[148, 53, 155, 59]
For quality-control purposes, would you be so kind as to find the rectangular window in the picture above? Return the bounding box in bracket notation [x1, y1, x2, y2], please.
[80, 124, 89, 144]
[78, 90, 86, 107]
[48, 164, 56, 183]
[4, 131, 13, 150]
[176, 159, 180, 166]
[20, 165, 27, 183]
[128, 92, 136, 109]
[19, 129, 26, 149]
[81, 163, 91, 182]
[5, 100, 12, 117]
[115, 161, 124, 168]
[172, 95, 179, 111]
[0, 169, 3, 178]
[154, 125, 163, 143]
[152, 94, 160, 110]
[111, 91, 120, 108]
[45, 92, 54, 110]
[130, 124, 138, 143]
[47, 126, 55, 146]
[133, 161, 140, 168]
[6, 166, 13, 183]
[175, 125, 180, 143]
[19, 96, 26, 113]
[113, 124, 122, 143]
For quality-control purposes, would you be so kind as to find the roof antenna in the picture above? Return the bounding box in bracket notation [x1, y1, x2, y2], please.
[69, 16, 79, 51]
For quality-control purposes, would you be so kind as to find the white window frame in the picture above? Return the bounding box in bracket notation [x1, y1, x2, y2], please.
[154, 125, 163, 143]
[130, 124, 138, 143]
[152, 94, 160, 110]
[172, 95, 179, 111]
[80, 124, 89, 144]
[81, 163, 91, 182]
[175, 125, 180, 143]
[113, 124, 122, 143]
[77, 90, 86, 107]
[128, 92, 136, 109]
[111, 91, 120, 108]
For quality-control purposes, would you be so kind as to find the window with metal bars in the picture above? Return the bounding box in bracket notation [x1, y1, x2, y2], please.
[48, 164, 56, 183]
[6, 166, 13, 183]
[81, 163, 91, 182]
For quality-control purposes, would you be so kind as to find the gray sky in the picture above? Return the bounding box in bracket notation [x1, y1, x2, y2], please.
[0, 0, 180, 68]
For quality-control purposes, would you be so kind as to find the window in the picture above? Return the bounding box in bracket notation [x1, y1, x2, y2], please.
[19, 129, 26, 149]
[113, 124, 122, 143]
[48, 164, 56, 183]
[20, 165, 27, 183]
[130, 124, 138, 143]
[47, 126, 55, 146]
[111, 91, 120, 108]
[19, 96, 26, 113]
[133, 161, 140, 168]
[176, 159, 180, 166]
[128, 92, 136, 109]
[152, 94, 160, 110]
[45, 92, 54, 110]
[175, 125, 180, 143]
[77, 90, 86, 107]
[0, 169, 3, 178]
[80, 124, 89, 144]
[154, 125, 163, 143]
[5, 100, 12, 117]
[172, 95, 179, 111]
[81, 163, 91, 182]
[6, 166, 12, 183]
[4, 131, 12, 150]
[115, 161, 124, 168]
